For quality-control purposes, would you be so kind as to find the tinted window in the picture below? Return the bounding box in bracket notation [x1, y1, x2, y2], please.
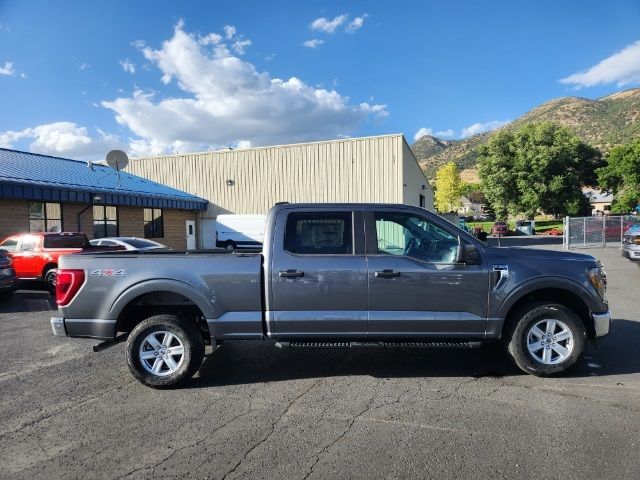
[43, 235, 88, 248]
[284, 212, 353, 255]
[144, 208, 164, 238]
[124, 239, 161, 249]
[374, 211, 459, 264]
[0, 238, 18, 252]
[99, 240, 116, 246]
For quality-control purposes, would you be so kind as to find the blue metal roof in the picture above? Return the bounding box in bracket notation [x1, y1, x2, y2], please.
[0, 148, 208, 210]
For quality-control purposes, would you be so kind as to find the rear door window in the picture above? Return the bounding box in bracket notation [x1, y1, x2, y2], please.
[284, 212, 353, 255]
[20, 237, 38, 252]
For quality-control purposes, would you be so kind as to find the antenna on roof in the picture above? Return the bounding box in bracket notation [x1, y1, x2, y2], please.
[106, 150, 129, 189]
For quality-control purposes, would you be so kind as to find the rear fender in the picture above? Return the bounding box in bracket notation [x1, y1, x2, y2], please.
[109, 279, 216, 321]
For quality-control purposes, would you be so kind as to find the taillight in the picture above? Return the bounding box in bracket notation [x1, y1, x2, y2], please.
[56, 269, 85, 306]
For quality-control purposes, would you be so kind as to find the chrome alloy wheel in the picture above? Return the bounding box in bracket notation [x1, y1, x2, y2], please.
[139, 331, 185, 376]
[526, 319, 574, 365]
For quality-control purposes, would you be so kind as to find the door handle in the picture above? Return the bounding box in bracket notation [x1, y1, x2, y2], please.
[374, 269, 401, 278]
[279, 269, 304, 278]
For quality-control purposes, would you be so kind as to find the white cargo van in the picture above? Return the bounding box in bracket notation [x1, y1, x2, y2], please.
[215, 214, 266, 250]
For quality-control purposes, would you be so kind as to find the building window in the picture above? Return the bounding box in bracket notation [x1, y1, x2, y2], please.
[144, 208, 164, 238]
[29, 202, 62, 232]
[419, 194, 425, 208]
[93, 206, 119, 238]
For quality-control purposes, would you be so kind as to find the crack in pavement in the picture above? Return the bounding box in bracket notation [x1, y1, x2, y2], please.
[0, 376, 136, 440]
[220, 379, 320, 480]
[302, 378, 383, 480]
[114, 404, 253, 480]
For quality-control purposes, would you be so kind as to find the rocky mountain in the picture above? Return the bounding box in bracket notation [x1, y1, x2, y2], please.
[413, 87, 640, 180]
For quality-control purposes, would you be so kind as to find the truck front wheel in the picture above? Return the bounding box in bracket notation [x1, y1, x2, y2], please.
[505, 303, 586, 376]
[126, 314, 205, 388]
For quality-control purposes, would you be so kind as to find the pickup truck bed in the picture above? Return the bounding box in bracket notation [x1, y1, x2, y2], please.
[51, 203, 612, 387]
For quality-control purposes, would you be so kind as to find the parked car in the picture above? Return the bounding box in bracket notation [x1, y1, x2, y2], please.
[90, 237, 168, 251]
[51, 203, 610, 388]
[0, 250, 18, 301]
[215, 214, 266, 250]
[0, 232, 124, 291]
[491, 221, 509, 236]
[622, 232, 640, 262]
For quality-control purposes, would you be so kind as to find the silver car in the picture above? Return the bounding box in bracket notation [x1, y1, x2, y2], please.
[622, 232, 640, 261]
[89, 237, 168, 251]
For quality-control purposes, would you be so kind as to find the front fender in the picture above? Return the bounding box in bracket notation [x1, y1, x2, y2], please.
[109, 278, 217, 320]
[498, 276, 604, 318]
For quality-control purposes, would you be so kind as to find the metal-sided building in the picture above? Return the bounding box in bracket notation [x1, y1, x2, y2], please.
[125, 134, 433, 248]
[0, 148, 208, 250]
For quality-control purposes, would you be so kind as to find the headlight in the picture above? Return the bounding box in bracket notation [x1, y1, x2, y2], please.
[587, 266, 607, 299]
[0, 267, 13, 277]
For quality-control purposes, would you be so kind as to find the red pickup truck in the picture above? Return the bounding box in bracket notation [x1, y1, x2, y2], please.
[0, 232, 123, 290]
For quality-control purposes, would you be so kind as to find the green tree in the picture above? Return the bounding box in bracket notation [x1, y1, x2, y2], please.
[597, 139, 640, 213]
[460, 182, 482, 197]
[434, 162, 462, 212]
[478, 122, 602, 219]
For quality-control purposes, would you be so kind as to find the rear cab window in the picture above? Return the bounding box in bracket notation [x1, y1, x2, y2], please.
[43, 234, 88, 249]
[284, 212, 353, 255]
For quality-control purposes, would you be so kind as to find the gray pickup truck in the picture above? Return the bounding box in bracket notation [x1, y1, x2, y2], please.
[51, 203, 611, 387]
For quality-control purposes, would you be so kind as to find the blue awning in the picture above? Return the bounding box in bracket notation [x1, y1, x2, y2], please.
[0, 148, 208, 211]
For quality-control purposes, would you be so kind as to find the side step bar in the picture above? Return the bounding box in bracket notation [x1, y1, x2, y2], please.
[275, 341, 481, 349]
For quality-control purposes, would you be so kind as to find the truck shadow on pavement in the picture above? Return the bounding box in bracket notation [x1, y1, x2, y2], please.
[0, 290, 55, 314]
[186, 319, 640, 388]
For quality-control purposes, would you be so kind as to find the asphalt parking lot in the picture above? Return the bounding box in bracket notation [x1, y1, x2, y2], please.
[1, 244, 638, 480]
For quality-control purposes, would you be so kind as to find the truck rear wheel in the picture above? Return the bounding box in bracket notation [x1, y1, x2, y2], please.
[126, 314, 205, 388]
[505, 303, 586, 376]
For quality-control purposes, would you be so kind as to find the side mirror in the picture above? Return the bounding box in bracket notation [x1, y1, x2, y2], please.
[456, 243, 480, 265]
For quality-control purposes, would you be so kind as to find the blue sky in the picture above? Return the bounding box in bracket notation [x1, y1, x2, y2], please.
[1, 0, 639, 159]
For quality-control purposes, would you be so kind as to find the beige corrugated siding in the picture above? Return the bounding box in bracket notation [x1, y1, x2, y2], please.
[125, 134, 430, 218]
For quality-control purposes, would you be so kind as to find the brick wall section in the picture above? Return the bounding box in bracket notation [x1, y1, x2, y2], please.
[0, 200, 29, 239]
[117, 207, 144, 239]
[0, 199, 197, 250]
[148, 209, 196, 251]
[62, 203, 95, 237]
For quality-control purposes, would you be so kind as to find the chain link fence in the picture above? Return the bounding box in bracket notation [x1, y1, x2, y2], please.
[563, 215, 640, 249]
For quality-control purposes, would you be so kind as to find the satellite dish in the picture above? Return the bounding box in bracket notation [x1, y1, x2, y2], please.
[106, 150, 129, 171]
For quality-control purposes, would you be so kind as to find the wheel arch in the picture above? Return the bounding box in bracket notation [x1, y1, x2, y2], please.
[112, 280, 215, 342]
[501, 285, 595, 338]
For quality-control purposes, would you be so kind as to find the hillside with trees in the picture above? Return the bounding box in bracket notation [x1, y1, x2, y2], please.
[413, 88, 640, 179]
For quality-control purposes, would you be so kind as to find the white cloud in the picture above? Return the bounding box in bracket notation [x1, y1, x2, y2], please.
[311, 14, 348, 34]
[0, 122, 123, 159]
[303, 38, 324, 49]
[199, 33, 222, 46]
[232, 38, 251, 55]
[101, 22, 387, 155]
[119, 59, 136, 74]
[346, 14, 368, 33]
[223, 25, 236, 39]
[0, 61, 16, 76]
[436, 129, 455, 139]
[560, 40, 640, 89]
[413, 127, 456, 141]
[79, 63, 91, 70]
[460, 120, 509, 138]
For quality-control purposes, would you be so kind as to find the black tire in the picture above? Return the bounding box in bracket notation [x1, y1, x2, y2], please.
[44, 267, 57, 294]
[126, 314, 205, 388]
[225, 241, 236, 251]
[504, 303, 586, 376]
[0, 292, 11, 303]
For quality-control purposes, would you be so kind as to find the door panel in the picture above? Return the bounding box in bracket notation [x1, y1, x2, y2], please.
[367, 209, 489, 338]
[269, 209, 368, 338]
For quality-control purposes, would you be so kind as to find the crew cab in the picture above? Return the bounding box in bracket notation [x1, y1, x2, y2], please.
[0, 232, 123, 290]
[51, 203, 611, 387]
